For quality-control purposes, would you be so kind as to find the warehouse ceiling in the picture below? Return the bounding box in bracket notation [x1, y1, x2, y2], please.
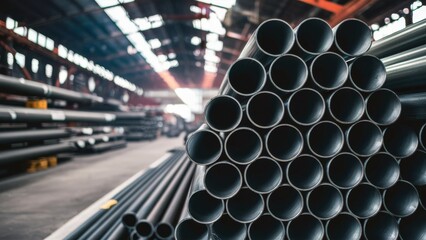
[0, 0, 414, 91]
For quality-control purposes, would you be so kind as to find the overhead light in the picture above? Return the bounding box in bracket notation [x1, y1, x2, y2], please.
[204, 64, 218, 73]
[46, 38, 54, 51]
[206, 40, 223, 51]
[45, 64, 53, 78]
[196, 0, 236, 9]
[104, 6, 128, 22]
[158, 54, 168, 62]
[391, 13, 400, 20]
[370, 24, 379, 31]
[95, 0, 119, 8]
[195, 61, 202, 67]
[6, 17, 16, 29]
[205, 49, 216, 57]
[28, 29, 37, 43]
[168, 53, 176, 59]
[191, 36, 202, 45]
[190, 5, 201, 13]
[15, 52, 25, 68]
[59, 67, 68, 84]
[204, 54, 220, 63]
[88, 77, 96, 92]
[206, 33, 219, 42]
[31, 59, 39, 73]
[210, 6, 227, 21]
[148, 38, 162, 49]
[169, 60, 179, 67]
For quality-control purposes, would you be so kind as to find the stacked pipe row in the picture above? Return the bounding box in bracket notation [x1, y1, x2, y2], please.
[181, 18, 426, 240]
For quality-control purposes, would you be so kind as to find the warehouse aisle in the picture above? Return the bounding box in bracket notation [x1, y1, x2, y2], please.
[0, 136, 184, 239]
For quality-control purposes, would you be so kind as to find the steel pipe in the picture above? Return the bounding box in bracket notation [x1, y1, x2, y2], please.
[384, 55, 426, 91]
[287, 154, 323, 191]
[310, 52, 348, 90]
[248, 214, 285, 240]
[287, 213, 324, 240]
[211, 214, 246, 240]
[346, 183, 382, 219]
[265, 124, 303, 162]
[325, 212, 362, 240]
[420, 124, 426, 149]
[365, 89, 401, 125]
[266, 184, 303, 221]
[268, 54, 308, 92]
[381, 44, 426, 66]
[175, 205, 210, 240]
[346, 120, 383, 157]
[383, 124, 418, 158]
[332, 18, 372, 57]
[204, 95, 242, 132]
[399, 209, 426, 240]
[224, 127, 262, 165]
[226, 187, 264, 223]
[400, 92, 426, 120]
[349, 55, 386, 92]
[204, 161, 242, 199]
[308, 121, 344, 158]
[327, 153, 363, 189]
[383, 180, 419, 217]
[246, 91, 284, 129]
[0, 128, 72, 144]
[307, 183, 344, 220]
[364, 152, 399, 189]
[400, 150, 426, 186]
[186, 126, 223, 165]
[328, 87, 364, 124]
[363, 211, 398, 240]
[245, 157, 282, 194]
[288, 88, 325, 126]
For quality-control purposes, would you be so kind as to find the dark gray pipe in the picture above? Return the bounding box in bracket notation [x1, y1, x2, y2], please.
[348, 55, 386, 92]
[346, 183, 382, 219]
[288, 88, 325, 126]
[383, 180, 419, 217]
[400, 92, 426, 120]
[287, 213, 324, 240]
[286, 154, 323, 191]
[268, 54, 308, 92]
[239, 19, 295, 65]
[384, 56, 426, 91]
[245, 157, 282, 194]
[175, 200, 210, 240]
[381, 44, 426, 66]
[226, 187, 264, 223]
[368, 18, 426, 58]
[366, 89, 401, 125]
[307, 121, 344, 158]
[224, 127, 263, 165]
[346, 120, 383, 157]
[421, 186, 426, 210]
[211, 214, 246, 240]
[332, 18, 372, 57]
[0, 128, 72, 144]
[265, 124, 303, 162]
[218, 58, 266, 97]
[246, 91, 284, 129]
[325, 212, 362, 240]
[307, 183, 344, 220]
[363, 211, 398, 240]
[420, 124, 426, 149]
[364, 152, 399, 189]
[204, 161, 242, 199]
[327, 153, 363, 189]
[266, 184, 303, 221]
[399, 209, 426, 240]
[328, 87, 364, 124]
[186, 126, 223, 165]
[248, 214, 285, 240]
[310, 52, 348, 90]
[204, 95, 242, 132]
[400, 150, 426, 186]
[383, 124, 418, 158]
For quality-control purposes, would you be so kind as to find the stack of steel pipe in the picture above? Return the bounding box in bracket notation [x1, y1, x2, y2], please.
[180, 17, 426, 240]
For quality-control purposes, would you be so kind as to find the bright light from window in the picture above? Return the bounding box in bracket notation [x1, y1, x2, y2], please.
[15, 52, 25, 68]
[59, 67, 68, 84]
[373, 17, 406, 40]
[158, 55, 168, 62]
[413, 6, 426, 23]
[371, 24, 379, 31]
[206, 40, 223, 51]
[37, 34, 46, 47]
[170, 60, 179, 68]
[204, 54, 220, 63]
[210, 6, 227, 21]
[105, 6, 128, 22]
[46, 64, 53, 78]
[14, 27, 27, 36]
[148, 38, 161, 49]
[191, 36, 202, 45]
[204, 64, 218, 73]
[192, 14, 226, 35]
[391, 13, 400, 20]
[7, 53, 14, 66]
[168, 53, 176, 59]
[95, 0, 119, 8]
[206, 33, 219, 42]
[164, 104, 194, 122]
[31, 59, 39, 73]
[6, 17, 16, 29]
[196, 0, 236, 9]
[46, 38, 54, 50]
[411, 0, 423, 10]
[28, 29, 38, 43]
[174, 88, 204, 113]
[190, 5, 201, 13]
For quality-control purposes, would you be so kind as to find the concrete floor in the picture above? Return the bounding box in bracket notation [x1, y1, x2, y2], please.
[0, 136, 183, 240]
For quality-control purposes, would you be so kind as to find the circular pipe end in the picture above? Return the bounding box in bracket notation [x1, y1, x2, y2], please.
[384, 180, 419, 217]
[266, 124, 304, 161]
[307, 184, 344, 220]
[155, 222, 174, 240]
[347, 120, 383, 157]
[225, 127, 263, 165]
[205, 162, 242, 199]
[228, 58, 266, 96]
[256, 19, 295, 56]
[399, 210, 426, 240]
[267, 184, 303, 221]
[122, 213, 138, 228]
[311, 52, 348, 90]
[248, 214, 285, 240]
[247, 91, 284, 129]
[205, 95, 242, 132]
[287, 214, 324, 240]
[365, 152, 399, 189]
[363, 212, 399, 240]
[135, 221, 154, 238]
[269, 54, 308, 92]
[287, 154, 323, 191]
[384, 124, 418, 158]
[227, 188, 264, 223]
[175, 218, 210, 240]
[308, 121, 344, 158]
[211, 214, 247, 240]
[296, 17, 333, 54]
[326, 213, 362, 240]
[186, 129, 223, 165]
[366, 89, 401, 125]
[245, 157, 282, 194]
[349, 55, 386, 92]
[188, 190, 224, 224]
[347, 183, 382, 219]
[400, 150, 426, 186]
[335, 18, 372, 56]
[328, 153, 363, 189]
[328, 87, 365, 124]
[288, 89, 325, 126]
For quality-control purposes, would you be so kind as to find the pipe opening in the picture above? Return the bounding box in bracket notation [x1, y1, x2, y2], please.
[311, 53, 348, 90]
[296, 18, 333, 54]
[347, 121, 382, 157]
[365, 152, 399, 189]
[287, 214, 324, 240]
[211, 214, 246, 240]
[420, 124, 426, 150]
[289, 89, 325, 125]
[175, 219, 210, 240]
[326, 213, 362, 240]
[307, 184, 343, 219]
[328, 153, 363, 189]
[384, 180, 419, 217]
[135, 221, 154, 238]
[266, 124, 303, 161]
[122, 213, 138, 228]
[335, 19, 372, 56]
[399, 210, 426, 240]
[267, 185, 303, 221]
[205, 96, 242, 131]
[366, 89, 401, 125]
[205, 162, 242, 199]
[257, 19, 294, 55]
[347, 183, 382, 218]
[247, 92, 284, 128]
[384, 124, 418, 158]
[225, 128, 262, 164]
[363, 212, 398, 240]
[248, 214, 285, 240]
[186, 130, 222, 165]
[308, 121, 344, 157]
[269, 55, 308, 92]
[156, 223, 174, 240]
[329, 87, 364, 124]
[401, 151, 426, 186]
[227, 188, 264, 223]
[287, 155, 323, 190]
[228, 58, 266, 96]
[245, 157, 282, 194]
[350, 55, 386, 92]
[188, 190, 224, 223]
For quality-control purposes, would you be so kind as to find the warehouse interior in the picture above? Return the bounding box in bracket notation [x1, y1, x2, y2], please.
[0, 0, 425, 239]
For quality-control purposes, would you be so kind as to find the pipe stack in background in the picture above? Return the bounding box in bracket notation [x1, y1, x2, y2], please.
[180, 18, 426, 240]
